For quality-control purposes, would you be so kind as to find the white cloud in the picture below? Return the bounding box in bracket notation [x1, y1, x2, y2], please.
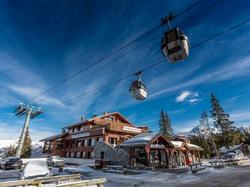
[187, 98, 202, 104]
[175, 90, 200, 104]
[176, 91, 192, 102]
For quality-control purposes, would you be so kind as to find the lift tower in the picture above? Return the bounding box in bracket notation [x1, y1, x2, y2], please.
[14, 103, 42, 157]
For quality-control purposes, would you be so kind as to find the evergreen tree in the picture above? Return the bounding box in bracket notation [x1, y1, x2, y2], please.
[210, 94, 237, 148]
[3, 144, 16, 158]
[190, 135, 211, 158]
[210, 94, 234, 133]
[199, 110, 219, 156]
[21, 130, 32, 158]
[159, 109, 174, 138]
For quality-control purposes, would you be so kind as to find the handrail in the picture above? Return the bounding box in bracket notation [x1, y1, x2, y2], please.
[0, 174, 81, 187]
[56, 178, 107, 187]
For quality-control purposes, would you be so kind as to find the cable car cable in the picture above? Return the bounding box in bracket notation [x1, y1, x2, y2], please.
[190, 18, 250, 49]
[61, 18, 250, 104]
[30, 0, 214, 99]
[48, 31, 163, 93]
[5, 1, 207, 138]
[28, 0, 205, 103]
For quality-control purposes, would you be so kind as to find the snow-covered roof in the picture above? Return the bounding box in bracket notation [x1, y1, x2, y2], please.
[40, 133, 67, 141]
[120, 133, 158, 147]
[63, 112, 133, 129]
[220, 144, 243, 153]
[171, 141, 184, 148]
[187, 143, 203, 151]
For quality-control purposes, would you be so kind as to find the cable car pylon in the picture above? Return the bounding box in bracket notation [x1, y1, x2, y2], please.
[14, 103, 43, 157]
[161, 13, 190, 63]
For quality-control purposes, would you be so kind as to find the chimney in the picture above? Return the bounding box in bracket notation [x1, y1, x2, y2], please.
[80, 115, 85, 121]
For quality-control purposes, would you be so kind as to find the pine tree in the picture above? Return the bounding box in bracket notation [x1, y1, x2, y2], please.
[210, 94, 236, 148]
[159, 109, 174, 139]
[21, 130, 32, 158]
[199, 110, 219, 156]
[210, 94, 234, 133]
[190, 135, 211, 158]
[3, 144, 17, 158]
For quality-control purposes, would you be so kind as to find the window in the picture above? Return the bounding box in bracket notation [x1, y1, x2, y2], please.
[71, 141, 75, 148]
[91, 139, 95, 146]
[81, 140, 85, 147]
[101, 152, 105, 159]
[84, 139, 88, 146]
[77, 141, 81, 147]
[77, 152, 81, 158]
[99, 137, 104, 142]
[66, 152, 69, 157]
[88, 139, 92, 146]
[70, 152, 74, 158]
[96, 137, 99, 142]
[82, 152, 86, 158]
[109, 138, 116, 146]
[87, 152, 91, 159]
[78, 127, 81, 131]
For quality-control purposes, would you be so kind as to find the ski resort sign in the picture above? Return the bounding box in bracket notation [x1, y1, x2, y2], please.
[71, 132, 90, 139]
[123, 126, 142, 133]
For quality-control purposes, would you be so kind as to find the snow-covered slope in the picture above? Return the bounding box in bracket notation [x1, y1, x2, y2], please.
[177, 125, 221, 138]
[0, 139, 18, 149]
[0, 140, 44, 158]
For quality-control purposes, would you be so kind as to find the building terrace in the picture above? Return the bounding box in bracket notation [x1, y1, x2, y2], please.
[40, 112, 148, 158]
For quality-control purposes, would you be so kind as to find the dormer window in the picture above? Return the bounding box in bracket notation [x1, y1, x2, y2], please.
[106, 117, 113, 121]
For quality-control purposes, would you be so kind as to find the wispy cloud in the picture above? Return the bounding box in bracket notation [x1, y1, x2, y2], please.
[8, 85, 65, 107]
[230, 110, 250, 126]
[151, 55, 250, 98]
[175, 90, 201, 104]
[176, 91, 192, 102]
[0, 119, 57, 141]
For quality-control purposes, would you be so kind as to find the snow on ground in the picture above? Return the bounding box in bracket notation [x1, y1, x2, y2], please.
[62, 165, 250, 187]
[1, 161, 250, 186]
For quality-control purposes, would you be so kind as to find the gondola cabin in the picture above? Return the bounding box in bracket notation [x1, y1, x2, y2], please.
[161, 28, 189, 63]
[129, 80, 147, 101]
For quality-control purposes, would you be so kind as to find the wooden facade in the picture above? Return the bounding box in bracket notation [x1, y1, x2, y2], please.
[120, 134, 203, 168]
[40, 112, 148, 158]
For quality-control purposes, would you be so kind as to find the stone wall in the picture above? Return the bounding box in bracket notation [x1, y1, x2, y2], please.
[63, 158, 95, 165]
[93, 142, 129, 166]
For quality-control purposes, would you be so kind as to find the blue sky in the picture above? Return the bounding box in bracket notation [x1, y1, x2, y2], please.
[0, 0, 250, 141]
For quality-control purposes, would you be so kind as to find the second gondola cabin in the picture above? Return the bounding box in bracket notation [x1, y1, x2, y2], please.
[161, 28, 189, 63]
[129, 80, 147, 101]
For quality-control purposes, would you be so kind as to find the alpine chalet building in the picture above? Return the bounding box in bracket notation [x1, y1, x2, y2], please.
[40, 112, 148, 159]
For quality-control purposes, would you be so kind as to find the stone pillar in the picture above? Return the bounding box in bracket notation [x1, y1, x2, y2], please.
[145, 145, 151, 166]
[198, 150, 201, 162]
[164, 148, 169, 168]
